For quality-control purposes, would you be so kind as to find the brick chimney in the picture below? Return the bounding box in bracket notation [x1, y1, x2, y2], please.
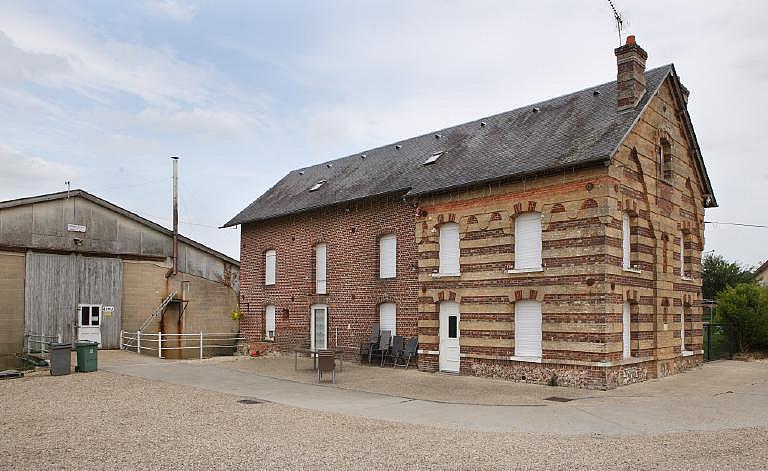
[614, 35, 648, 111]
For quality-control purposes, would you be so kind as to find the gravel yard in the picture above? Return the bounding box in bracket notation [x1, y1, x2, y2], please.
[2, 370, 767, 470]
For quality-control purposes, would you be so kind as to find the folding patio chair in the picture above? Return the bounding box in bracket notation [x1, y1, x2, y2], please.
[315, 350, 337, 384]
[395, 337, 418, 369]
[361, 323, 380, 364]
[376, 330, 391, 367]
[386, 335, 404, 367]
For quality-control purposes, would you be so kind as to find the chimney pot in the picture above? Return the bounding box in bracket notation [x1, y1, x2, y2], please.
[614, 36, 648, 111]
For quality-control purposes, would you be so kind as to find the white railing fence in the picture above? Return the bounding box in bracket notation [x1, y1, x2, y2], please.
[120, 331, 244, 359]
[24, 333, 61, 356]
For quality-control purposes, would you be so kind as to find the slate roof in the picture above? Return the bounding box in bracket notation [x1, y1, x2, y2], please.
[0, 190, 239, 265]
[225, 64, 714, 227]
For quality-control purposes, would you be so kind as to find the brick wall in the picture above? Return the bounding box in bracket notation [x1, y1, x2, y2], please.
[239, 195, 418, 358]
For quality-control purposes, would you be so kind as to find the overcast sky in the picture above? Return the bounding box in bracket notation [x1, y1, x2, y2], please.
[1, 1, 766, 266]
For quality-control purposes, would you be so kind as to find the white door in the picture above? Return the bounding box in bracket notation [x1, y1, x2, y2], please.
[78, 304, 102, 345]
[439, 302, 460, 372]
[310, 305, 328, 350]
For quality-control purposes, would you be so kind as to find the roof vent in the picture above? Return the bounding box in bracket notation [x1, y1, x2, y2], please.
[395, 145, 402, 150]
[532, 107, 540, 113]
[434, 133, 442, 139]
[480, 121, 487, 127]
[593, 89, 601, 96]
[361, 153, 367, 159]
[423, 151, 444, 165]
[326, 163, 332, 168]
[308, 180, 327, 192]
[298, 171, 305, 175]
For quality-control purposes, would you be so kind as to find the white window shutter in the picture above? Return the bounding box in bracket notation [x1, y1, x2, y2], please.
[265, 305, 276, 340]
[379, 234, 397, 279]
[514, 212, 542, 270]
[514, 300, 542, 357]
[679, 231, 685, 277]
[265, 250, 276, 285]
[622, 213, 631, 269]
[379, 302, 397, 337]
[315, 243, 327, 294]
[439, 223, 460, 275]
[681, 309, 685, 351]
[623, 302, 631, 359]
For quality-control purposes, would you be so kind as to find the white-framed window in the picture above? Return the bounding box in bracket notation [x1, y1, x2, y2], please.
[623, 302, 631, 359]
[78, 304, 102, 327]
[379, 234, 397, 279]
[379, 302, 397, 339]
[265, 305, 276, 341]
[438, 222, 460, 275]
[265, 249, 276, 286]
[514, 212, 542, 271]
[622, 212, 631, 269]
[514, 300, 542, 358]
[315, 243, 327, 294]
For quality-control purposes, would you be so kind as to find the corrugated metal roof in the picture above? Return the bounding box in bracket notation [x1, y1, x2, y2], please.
[225, 65, 712, 226]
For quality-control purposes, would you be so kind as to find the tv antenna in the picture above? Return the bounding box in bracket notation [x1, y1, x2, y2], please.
[607, 0, 624, 46]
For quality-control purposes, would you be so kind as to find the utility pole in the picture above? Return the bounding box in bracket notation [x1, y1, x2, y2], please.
[171, 156, 179, 275]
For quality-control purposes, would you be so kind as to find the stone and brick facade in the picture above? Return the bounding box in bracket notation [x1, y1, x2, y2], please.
[232, 37, 715, 389]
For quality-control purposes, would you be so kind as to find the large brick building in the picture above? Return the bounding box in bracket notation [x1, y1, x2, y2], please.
[226, 37, 716, 388]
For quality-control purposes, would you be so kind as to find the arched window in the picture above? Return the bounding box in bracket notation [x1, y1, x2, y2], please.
[315, 243, 327, 294]
[265, 250, 276, 286]
[438, 223, 460, 275]
[623, 302, 631, 359]
[265, 305, 276, 341]
[514, 212, 542, 271]
[659, 137, 673, 182]
[379, 302, 396, 338]
[514, 300, 542, 358]
[622, 212, 631, 269]
[379, 234, 397, 279]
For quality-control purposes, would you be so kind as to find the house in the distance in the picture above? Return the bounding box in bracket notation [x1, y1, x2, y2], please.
[226, 36, 716, 388]
[756, 261, 768, 286]
[0, 189, 239, 359]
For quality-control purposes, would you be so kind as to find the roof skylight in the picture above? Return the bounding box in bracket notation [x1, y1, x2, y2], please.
[423, 151, 444, 165]
[309, 180, 327, 192]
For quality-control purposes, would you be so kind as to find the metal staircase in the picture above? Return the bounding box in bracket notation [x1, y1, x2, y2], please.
[139, 291, 177, 332]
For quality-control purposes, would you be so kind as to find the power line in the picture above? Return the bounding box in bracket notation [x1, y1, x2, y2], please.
[704, 221, 768, 229]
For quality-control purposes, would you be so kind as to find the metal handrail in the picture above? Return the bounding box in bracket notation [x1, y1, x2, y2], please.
[119, 330, 243, 359]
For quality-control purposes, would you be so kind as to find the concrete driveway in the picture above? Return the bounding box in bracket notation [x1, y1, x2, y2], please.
[101, 351, 768, 435]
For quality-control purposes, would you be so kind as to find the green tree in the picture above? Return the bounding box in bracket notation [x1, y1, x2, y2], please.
[701, 253, 754, 301]
[716, 283, 768, 352]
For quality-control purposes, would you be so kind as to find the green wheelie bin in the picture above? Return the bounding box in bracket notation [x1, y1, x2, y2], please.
[74, 341, 98, 372]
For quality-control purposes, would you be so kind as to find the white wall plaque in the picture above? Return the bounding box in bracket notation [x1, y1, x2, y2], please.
[67, 224, 87, 233]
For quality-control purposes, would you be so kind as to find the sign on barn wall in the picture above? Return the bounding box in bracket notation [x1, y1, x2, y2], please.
[67, 224, 87, 233]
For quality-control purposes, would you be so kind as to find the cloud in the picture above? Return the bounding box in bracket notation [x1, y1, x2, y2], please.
[0, 144, 76, 195]
[145, 0, 198, 22]
[137, 107, 255, 137]
[0, 31, 68, 84]
[0, 6, 257, 109]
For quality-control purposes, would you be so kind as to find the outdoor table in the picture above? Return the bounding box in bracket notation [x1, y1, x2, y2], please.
[293, 347, 344, 372]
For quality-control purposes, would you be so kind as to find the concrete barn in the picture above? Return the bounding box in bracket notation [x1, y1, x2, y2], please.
[226, 37, 716, 389]
[0, 189, 239, 358]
